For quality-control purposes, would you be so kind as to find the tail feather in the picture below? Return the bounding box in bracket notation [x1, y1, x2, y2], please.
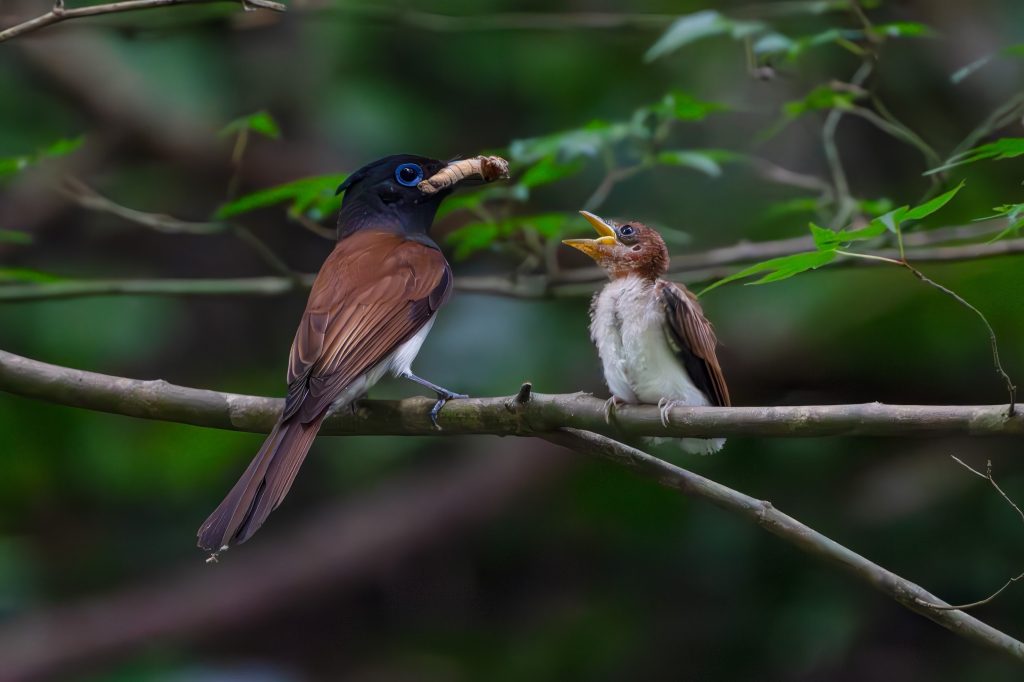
[197, 417, 324, 552]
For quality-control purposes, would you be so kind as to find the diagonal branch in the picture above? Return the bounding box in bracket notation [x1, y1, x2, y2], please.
[0, 0, 286, 42]
[546, 428, 1024, 662]
[1, 350, 1022, 440]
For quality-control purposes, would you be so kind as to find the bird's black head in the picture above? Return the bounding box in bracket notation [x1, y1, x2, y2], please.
[336, 154, 452, 240]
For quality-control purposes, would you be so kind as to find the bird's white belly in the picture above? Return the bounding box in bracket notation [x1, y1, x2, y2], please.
[331, 317, 436, 408]
[591, 277, 709, 407]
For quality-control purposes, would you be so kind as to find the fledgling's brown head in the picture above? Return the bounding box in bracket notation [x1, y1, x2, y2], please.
[563, 210, 669, 280]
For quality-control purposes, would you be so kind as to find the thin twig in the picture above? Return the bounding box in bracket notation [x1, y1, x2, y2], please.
[60, 178, 225, 235]
[902, 264, 1016, 415]
[0, 0, 286, 42]
[917, 457, 1024, 610]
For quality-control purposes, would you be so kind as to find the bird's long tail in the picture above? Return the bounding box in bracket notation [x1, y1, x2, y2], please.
[197, 416, 324, 552]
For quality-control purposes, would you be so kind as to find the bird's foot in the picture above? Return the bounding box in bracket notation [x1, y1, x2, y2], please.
[658, 398, 682, 428]
[604, 396, 626, 424]
[429, 390, 469, 430]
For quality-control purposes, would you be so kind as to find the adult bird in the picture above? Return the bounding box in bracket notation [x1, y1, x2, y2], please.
[198, 154, 508, 553]
[563, 210, 730, 454]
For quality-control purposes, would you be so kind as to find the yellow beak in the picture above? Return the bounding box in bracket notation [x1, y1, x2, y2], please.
[562, 210, 617, 259]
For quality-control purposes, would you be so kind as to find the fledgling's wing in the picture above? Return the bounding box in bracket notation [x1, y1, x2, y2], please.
[657, 280, 731, 407]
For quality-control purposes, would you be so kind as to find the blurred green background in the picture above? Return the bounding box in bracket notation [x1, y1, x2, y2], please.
[1, 0, 1024, 680]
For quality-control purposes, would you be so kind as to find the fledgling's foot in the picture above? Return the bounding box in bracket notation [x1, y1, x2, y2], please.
[604, 395, 626, 424]
[658, 398, 683, 428]
[430, 390, 469, 430]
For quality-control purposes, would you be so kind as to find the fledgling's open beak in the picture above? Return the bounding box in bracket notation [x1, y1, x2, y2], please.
[562, 210, 618, 260]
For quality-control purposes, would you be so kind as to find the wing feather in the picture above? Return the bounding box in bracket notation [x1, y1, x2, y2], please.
[657, 280, 731, 407]
[282, 230, 452, 423]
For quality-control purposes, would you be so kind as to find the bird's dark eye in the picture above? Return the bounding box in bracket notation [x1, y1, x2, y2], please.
[395, 163, 424, 187]
[619, 225, 635, 237]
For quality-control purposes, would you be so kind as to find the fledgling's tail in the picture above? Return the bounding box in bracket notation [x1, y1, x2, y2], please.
[648, 436, 726, 455]
[198, 416, 323, 552]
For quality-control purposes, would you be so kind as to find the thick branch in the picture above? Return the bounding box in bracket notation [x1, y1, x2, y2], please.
[1, 350, 1021, 438]
[0, 0, 286, 43]
[547, 429, 1024, 662]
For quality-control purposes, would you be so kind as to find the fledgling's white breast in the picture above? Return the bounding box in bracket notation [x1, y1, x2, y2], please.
[590, 275, 723, 455]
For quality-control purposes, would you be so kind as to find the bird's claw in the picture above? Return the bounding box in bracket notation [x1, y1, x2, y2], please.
[658, 398, 680, 428]
[430, 391, 468, 430]
[603, 396, 626, 424]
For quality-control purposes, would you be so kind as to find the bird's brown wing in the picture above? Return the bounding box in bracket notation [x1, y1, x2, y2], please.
[657, 280, 731, 407]
[284, 229, 452, 423]
[197, 230, 452, 550]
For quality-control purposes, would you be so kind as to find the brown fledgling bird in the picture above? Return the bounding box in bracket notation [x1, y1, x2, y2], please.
[563, 211, 730, 454]
[198, 154, 508, 553]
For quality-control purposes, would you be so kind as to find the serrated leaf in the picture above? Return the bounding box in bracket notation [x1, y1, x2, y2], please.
[219, 110, 281, 140]
[0, 229, 32, 244]
[519, 156, 584, 188]
[645, 11, 733, 62]
[875, 206, 909, 233]
[510, 120, 631, 164]
[927, 139, 1024, 174]
[700, 250, 837, 295]
[784, 85, 859, 118]
[215, 173, 348, 219]
[657, 150, 738, 177]
[903, 181, 965, 221]
[652, 90, 728, 121]
[809, 221, 886, 250]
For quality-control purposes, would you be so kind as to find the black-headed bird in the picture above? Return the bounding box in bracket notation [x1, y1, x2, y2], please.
[563, 210, 730, 454]
[197, 154, 509, 553]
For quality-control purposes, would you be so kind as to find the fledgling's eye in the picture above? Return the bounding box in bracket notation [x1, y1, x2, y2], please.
[395, 163, 424, 187]
[619, 225, 635, 237]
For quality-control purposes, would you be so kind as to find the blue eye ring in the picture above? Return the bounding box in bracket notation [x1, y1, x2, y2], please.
[395, 163, 424, 187]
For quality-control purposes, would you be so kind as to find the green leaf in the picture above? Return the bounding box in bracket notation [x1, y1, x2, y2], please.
[519, 213, 570, 239]
[764, 197, 821, 219]
[858, 197, 894, 217]
[875, 206, 909, 233]
[927, 139, 1024, 174]
[656, 150, 738, 178]
[445, 222, 500, 260]
[870, 22, 937, 39]
[784, 85, 859, 118]
[650, 90, 728, 122]
[0, 229, 32, 244]
[809, 221, 886, 250]
[977, 203, 1024, 244]
[519, 155, 584, 188]
[219, 110, 281, 140]
[510, 120, 631, 163]
[215, 173, 348, 220]
[0, 136, 84, 180]
[645, 11, 764, 62]
[0, 267, 62, 283]
[700, 250, 837, 295]
[903, 181, 965, 221]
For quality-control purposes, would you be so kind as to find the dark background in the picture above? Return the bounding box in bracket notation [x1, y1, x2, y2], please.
[1, 0, 1023, 680]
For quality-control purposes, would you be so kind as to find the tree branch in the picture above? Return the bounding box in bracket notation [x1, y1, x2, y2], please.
[546, 428, 1024, 663]
[2, 224, 1020, 302]
[0, 0, 286, 43]
[1, 350, 1021, 439]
